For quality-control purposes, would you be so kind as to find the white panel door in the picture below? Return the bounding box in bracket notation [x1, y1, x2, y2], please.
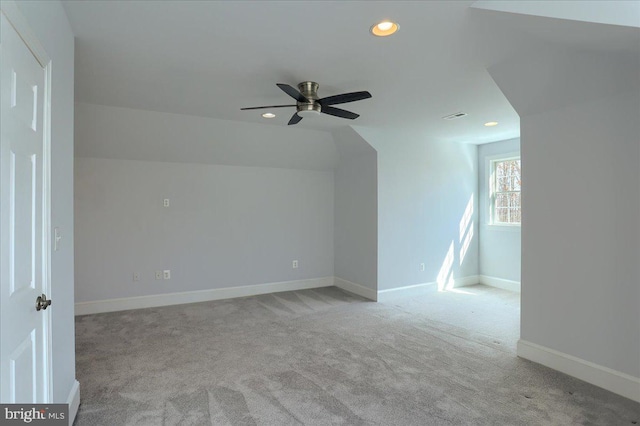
[0, 13, 51, 403]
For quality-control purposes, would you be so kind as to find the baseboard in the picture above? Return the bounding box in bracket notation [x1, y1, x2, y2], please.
[66, 380, 80, 426]
[455, 275, 480, 288]
[377, 275, 480, 301]
[517, 339, 640, 402]
[75, 277, 334, 315]
[334, 277, 377, 301]
[376, 282, 433, 302]
[479, 275, 521, 293]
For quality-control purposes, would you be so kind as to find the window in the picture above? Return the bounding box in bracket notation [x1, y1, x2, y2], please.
[491, 157, 521, 225]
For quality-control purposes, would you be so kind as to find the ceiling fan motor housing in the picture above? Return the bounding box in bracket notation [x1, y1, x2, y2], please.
[240, 81, 371, 124]
[297, 81, 322, 115]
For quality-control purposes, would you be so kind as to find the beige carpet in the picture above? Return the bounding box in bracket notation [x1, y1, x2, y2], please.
[74, 285, 640, 425]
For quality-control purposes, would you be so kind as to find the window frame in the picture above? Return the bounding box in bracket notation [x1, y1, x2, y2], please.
[487, 153, 521, 228]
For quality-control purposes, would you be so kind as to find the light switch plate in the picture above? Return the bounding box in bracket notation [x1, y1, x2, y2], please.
[54, 227, 61, 251]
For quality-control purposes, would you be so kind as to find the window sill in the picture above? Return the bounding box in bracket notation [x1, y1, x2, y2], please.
[487, 223, 521, 232]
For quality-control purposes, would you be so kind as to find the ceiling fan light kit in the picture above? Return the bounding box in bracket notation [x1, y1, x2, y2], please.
[241, 81, 372, 125]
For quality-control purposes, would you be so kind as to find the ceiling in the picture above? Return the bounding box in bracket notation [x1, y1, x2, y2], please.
[61, 1, 639, 145]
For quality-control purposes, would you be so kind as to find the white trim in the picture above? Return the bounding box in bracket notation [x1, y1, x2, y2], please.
[377, 281, 435, 302]
[486, 223, 521, 232]
[479, 275, 521, 293]
[486, 151, 521, 227]
[455, 275, 480, 288]
[42, 52, 54, 408]
[0, 1, 51, 67]
[66, 380, 80, 426]
[378, 275, 480, 294]
[334, 277, 377, 301]
[378, 281, 436, 295]
[517, 339, 640, 402]
[75, 277, 334, 315]
[485, 151, 520, 163]
[377, 275, 480, 301]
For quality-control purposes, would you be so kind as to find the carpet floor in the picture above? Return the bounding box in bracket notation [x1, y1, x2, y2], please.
[74, 285, 640, 425]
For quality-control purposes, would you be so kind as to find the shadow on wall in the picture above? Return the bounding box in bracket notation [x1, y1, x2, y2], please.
[437, 194, 475, 293]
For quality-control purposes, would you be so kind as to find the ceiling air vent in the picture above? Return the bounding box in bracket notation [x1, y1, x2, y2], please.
[442, 112, 468, 120]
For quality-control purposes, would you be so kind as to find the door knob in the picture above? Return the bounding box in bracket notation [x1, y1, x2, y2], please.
[35, 294, 52, 311]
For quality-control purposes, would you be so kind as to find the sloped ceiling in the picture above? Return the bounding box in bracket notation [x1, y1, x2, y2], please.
[63, 0, 521, 145]
[471, 0, 640, 28]
[75, 103, 338, 170]
[63, 0, 638, 158]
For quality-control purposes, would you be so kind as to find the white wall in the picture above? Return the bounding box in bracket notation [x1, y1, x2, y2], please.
[333, 127, 377, 292]
[75, 102, 337, 170]
[489, 41, 640, 393]
[478, 138, 521, 284]
[75, 157, 334, 303]
[353, 126, 479, 292]
[74, 103, 336, 304]
[13, 0, 78, 407]
[520, 91, 640, 378]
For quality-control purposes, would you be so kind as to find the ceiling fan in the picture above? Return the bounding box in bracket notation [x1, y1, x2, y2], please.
[241, 82, 372, 125]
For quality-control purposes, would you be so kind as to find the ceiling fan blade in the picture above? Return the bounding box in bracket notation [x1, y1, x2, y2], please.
[321, 106, 360, 120]
[240, 105, 296, 110]
[277, 84, 310, 103]
[318, 91, 372, 106]
[288, 113, 303, 125]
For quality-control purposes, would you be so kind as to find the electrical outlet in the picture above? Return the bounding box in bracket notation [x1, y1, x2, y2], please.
[292, 260, 298, 269]
[163, 270, 171, 280]
[420, 263, 425, 272]
[155, 271, 163, 280]
[133, 272, 140, 282]
[163, 198, 170, 207]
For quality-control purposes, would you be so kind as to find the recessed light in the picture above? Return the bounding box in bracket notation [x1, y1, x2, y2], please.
[484, 121, 498, 127]
[261, 112, 276, 119]
[370, 20, 399, 37]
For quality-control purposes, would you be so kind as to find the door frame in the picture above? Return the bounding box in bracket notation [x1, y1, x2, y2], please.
[0, 0, 53, 402]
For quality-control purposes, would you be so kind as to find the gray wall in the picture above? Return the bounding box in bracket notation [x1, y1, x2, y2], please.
[353, 126, 479, 291]
[521, 92, 640, 378]
[478, 138, 521, 282]
[489, 44, 640, 377]
[15, 0, 77, 404]
[333, 127, 377, 290]
[75, 102, 337, 170]
[74, 103, 336, 302]
[75, 158, 334, 302]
